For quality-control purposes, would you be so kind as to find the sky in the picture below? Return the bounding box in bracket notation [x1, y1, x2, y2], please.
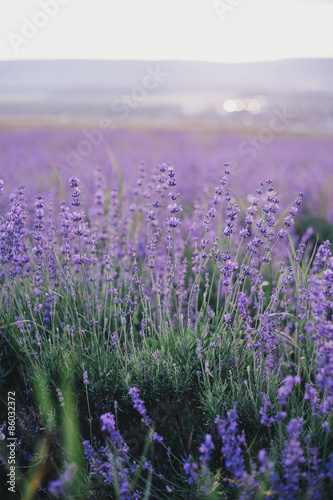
[0, 0, 333, 63]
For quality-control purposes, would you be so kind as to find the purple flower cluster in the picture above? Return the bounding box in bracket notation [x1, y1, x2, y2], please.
[215, 405, 246, 481]
[128, 387, 151, 427]
[279, 418, 306, 499]
[83, 412, 141, 499]
[1, 129, 333, 498]
[278, 375, 301, 406]
[183, 434, 215, 494]
[128, 387, 163, 442]
[48, 463, 78, 497]
[183, 456, 199, 485]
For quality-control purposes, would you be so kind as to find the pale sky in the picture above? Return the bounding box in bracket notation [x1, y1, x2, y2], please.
[0, 0, 332, 63]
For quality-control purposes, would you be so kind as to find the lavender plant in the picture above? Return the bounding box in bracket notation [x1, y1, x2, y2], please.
[0, 133, 333, 499]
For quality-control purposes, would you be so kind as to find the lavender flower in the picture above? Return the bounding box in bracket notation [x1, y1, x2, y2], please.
[280, 418, 305, 499]
[152, 432, 163, 443]
[100, 412, 125, 450]
[259, 393, 275, 427]
[199, 434, 215, 468]
[183, 456, 198, 485]
[215, 404, 245, 480]
[83, 371, 89, 386]
[48, 463, 78, 497]
[278, 375, 301, 406]
[196, 338, 203, 360]
[56, 388, 65, 407]
[128, 387, 151, 426]
[83, 413, 140, 498]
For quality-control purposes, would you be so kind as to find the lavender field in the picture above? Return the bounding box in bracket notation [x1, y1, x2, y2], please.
[1, 124, 333, 499]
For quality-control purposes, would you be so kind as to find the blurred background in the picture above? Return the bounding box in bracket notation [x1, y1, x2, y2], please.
[0, 0, 333, 133]
[1, 0, 333, 248]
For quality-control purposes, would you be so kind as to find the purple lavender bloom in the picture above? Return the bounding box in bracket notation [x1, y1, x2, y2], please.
[224, 313, 232, 324]
[278, 375, 301, 406]
[304, 383, 320, 417]
[83, 415, 139, 498]
[166, 216, 181, 228]
[100, 412, 117, 432]
[48, 477, 66, 497]
[196, 338, 202, 360]
[199, 434, 215, 467]
[275, 411, 287, 421]
[258, 449, 275, 477]
[56, 388, 65, 407]
[128, 387, 151, 426]
[215, 405, 245, 480]
[183, 456, 199, 485]
[311, 240, 331, 275]
[48, 463, 78, 497]
[83, 371, 89, 386]
[259, 393, 275, 427]
[152, 432, 164, 443]
[83, 440, 95, 461]
[69, 177, 79, 188]
[280, 418, 305, 499]
[100, 412, 129, 453]
[304, 436, 324, 499]
[198, 433, 215, 494]
[118, 472, 132, 500]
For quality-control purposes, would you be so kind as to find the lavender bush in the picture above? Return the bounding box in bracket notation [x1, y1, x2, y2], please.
[0, 127, 332, 499]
